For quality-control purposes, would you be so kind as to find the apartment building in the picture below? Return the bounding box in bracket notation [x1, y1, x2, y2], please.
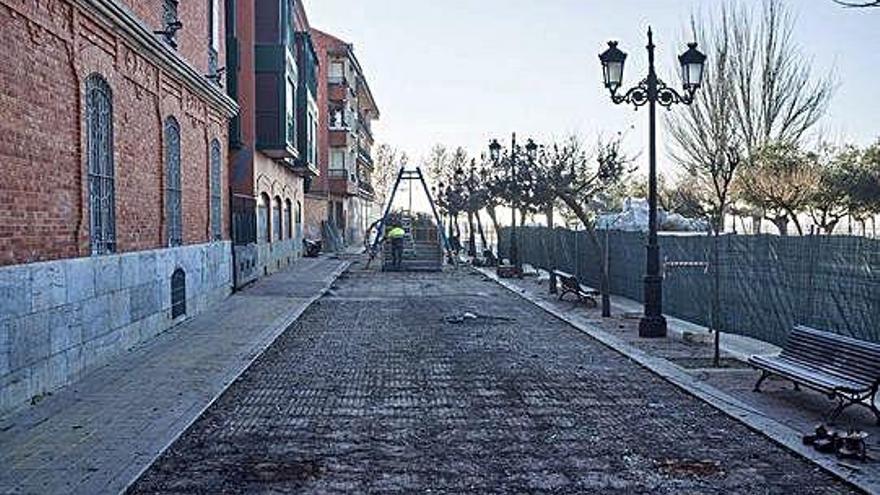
[306, 29, 380, 248]
[225, 0, 319, 286]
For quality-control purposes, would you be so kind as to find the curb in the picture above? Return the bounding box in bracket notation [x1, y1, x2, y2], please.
[119, 259, 351, 494]
[479, 267, 878, 495]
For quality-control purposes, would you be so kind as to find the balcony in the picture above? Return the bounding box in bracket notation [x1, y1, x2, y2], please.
[358, 180, 375, 201]
[327, 168, 358, 197]
[357, 146, 373, 169]
[328, 83, 347, 102]
[329, 128, 350, 147]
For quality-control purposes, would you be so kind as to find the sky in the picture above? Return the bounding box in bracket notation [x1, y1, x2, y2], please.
[303, 0, 879, 180]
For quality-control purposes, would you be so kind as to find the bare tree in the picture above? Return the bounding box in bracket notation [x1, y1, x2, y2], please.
[736, 142, 819, 235]
[806, 143, 852, 234]
[372, 143, 408, 205]
[667, 5, 742, 233]
[543, 136, 633, 230]
[728, 0, 834, 153]
[423, 144, 452, 186]
[843, 141, 880, 234]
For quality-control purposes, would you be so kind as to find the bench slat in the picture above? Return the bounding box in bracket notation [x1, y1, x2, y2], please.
[749, 355, 868, 392]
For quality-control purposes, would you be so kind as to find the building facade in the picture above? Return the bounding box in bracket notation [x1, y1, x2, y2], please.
[225, 0, 319, 287]
[0, 0, 238, 412]
[306, 29, 379, 249]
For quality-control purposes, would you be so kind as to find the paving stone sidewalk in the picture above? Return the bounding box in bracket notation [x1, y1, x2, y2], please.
[485, 268, 880, 493]
[128, 268, 858, 494]
[0, 255, 349, 495]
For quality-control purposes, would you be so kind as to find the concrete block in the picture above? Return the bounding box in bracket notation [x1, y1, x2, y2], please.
[65, 258, 95, 304]
[7, 312, 50, 370]
[64, 345, 85, 381]
[26, 359, 50, 400]
[47, 351, 72, 387]
[138, 251, 159, 283]
[109, 289, 132, 330]
[118, 321, 141, 351]
[0, 321, 9, 376]
[31, 262, 67, 311]
[130, 282, 160, 322]
[119, 254, 141, 289]
[0, 367, 30, 412]
[0, 265, 31, 321]
[49, 303, 83, 355]
[94, 256, 121, 295]
[81, 293, 112, 342]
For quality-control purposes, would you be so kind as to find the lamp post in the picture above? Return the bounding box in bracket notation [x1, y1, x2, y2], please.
[598, 27, 706, 338]
[489, 135, 538, 274]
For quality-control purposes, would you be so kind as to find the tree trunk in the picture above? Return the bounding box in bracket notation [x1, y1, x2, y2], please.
[769, 215, 789, 236]
[752, 215, 762, 235]
[546, 205, 557, 295]
[466, 211, 476, 257]
[558, 193, 611, 316]
[475, 211, 487, 252]
[786, 210, 804, 236]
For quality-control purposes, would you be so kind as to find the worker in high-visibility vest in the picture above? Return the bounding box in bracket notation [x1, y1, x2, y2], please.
[386, 223, 406, 269]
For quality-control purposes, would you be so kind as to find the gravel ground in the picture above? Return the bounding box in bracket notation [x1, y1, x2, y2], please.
[127, 269, 860, 494]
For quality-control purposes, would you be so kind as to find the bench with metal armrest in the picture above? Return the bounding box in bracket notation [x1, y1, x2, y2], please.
[551, 270, 599, 307]
[749, 324, 880, 425]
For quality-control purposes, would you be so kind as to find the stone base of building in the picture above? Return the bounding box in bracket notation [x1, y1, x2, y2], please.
[0, 242, 233, 415]
[258, 238, 302, 277]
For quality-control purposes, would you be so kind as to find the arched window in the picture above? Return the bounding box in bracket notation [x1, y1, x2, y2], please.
[273, 196, 282, 241]
[295, 200, 302, 239]
[165, 117, 183, 247]
[85, 74, 116, 255]
[284, 199, 292, 239]
[171, 268, 186, 319]
[257, 193, 270, 243]
[209, 139, 222, 241]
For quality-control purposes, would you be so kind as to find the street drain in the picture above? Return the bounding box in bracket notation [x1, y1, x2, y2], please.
[243, 459, 323, 483]
[658, 459, 723, 477]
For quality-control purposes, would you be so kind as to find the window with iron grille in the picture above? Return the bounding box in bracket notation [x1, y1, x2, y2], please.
[165, 117, 183, 247]
[207, 0, 220, 81]
[284, 199, 292, 239]
[210, 139, 222, 240]
[273, 197, 282, 241]
[85, 74, 116, 255]
[257, 193, 270, 243]
[162, 0, 181, 48]
[171, 268, 186, 319]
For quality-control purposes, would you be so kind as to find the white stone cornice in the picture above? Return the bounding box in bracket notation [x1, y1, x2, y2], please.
[76, 0, 239, 118]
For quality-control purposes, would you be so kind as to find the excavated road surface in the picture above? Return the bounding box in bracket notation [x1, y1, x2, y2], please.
[128, 269, 859, 494]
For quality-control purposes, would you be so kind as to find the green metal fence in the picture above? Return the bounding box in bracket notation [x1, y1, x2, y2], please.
[500, 227, 880, 346]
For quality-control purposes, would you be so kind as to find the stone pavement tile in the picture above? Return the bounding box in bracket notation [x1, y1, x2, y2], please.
[129, 270, 857, 494]
[486, 268, 879, 494]
[0, 256, 349, 495]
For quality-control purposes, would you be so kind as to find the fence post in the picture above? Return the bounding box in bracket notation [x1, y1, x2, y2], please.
[711, 229, 721, 367]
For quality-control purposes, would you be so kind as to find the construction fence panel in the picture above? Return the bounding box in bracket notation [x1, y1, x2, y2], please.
[501, 227, 880, 346]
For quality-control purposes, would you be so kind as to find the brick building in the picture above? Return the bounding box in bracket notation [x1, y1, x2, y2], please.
[225, 0, 319, 287]
[305, 29, 379, 249]
[0, 0, 238, 413]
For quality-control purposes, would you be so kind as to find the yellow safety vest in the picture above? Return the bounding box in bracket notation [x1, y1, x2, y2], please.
[388, 227, 406, 239]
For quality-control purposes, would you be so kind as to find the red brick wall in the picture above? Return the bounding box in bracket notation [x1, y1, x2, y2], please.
[120, 0, 224, 77]
[0, 0, 230, 266]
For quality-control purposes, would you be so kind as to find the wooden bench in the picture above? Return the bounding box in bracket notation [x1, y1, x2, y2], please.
[749, 325, 880, 425]
[552, 270, 599, 307]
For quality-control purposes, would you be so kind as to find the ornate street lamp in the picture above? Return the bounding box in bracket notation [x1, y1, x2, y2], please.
[598, 28, 706, 338]
[489, 134, 537, 275]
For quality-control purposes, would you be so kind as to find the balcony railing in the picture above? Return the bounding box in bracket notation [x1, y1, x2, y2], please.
[358, 146, 373, 167]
